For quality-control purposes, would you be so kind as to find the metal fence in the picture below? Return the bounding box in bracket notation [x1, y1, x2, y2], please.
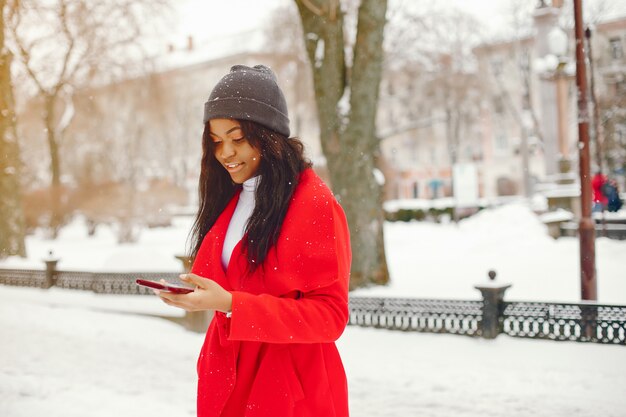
[1, 267, 625, 345]
[501, 301, 626, 344]
[0, 268, 47, 288]
[348, 297, 482, 336]
[0, 267, 182, 295]
[348, 296, 626, 345]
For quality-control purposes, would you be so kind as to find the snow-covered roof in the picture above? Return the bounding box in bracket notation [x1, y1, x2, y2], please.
[153, 29, 268, 74]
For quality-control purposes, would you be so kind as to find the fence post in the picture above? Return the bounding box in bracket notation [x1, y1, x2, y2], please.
[474, 270, 511, 339]
[580, 304, 598, 341]
[43, 251, 59, 289]
[175, 255, 212, 333]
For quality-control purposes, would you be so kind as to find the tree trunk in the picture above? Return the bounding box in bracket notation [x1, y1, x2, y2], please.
[295, 0, 389, 289]
[0, 0, 27, 258]
[44, 93, 63, 237]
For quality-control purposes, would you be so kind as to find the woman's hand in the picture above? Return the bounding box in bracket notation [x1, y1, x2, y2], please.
[155, 274, 232, 313]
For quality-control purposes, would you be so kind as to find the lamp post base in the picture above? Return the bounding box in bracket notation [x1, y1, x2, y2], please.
[556, 157, 575, 185]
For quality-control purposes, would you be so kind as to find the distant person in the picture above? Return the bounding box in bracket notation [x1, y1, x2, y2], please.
[154, 65, 351, 417]
[604, 178, 623, 213]
[591, 171, 608, 212]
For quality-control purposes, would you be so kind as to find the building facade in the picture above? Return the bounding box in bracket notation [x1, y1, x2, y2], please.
[16, 4, 626, 207]
[383, 3, 626, 202]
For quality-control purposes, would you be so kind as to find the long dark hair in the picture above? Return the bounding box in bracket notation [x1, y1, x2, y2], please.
[188, 119, 311, 271]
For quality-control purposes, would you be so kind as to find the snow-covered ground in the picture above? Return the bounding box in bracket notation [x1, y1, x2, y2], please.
[1, 286, 625, 417]
[1, 203, 626, 416]
[355, 204, 626, 304]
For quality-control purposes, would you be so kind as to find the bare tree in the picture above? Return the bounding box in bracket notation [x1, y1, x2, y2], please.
[7, 0, 170, 237]
[425, 10, 483, 169]
[381, 5, 485, 196]
[0, 0, 26, 258]
[263, 4, 315, 140]
[599, 95, 626, 178]
[294, 0, 389, 289]
[77, 75, 160, 242]
[559, 0, 618, 28]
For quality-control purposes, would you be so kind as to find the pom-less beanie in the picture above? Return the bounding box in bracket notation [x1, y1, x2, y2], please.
[203, 64, 290, 137]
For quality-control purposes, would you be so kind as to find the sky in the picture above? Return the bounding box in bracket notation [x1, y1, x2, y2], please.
[166, 0, 511, 48]
[166, 0, 285, 47]
[165, 0, 626, 51]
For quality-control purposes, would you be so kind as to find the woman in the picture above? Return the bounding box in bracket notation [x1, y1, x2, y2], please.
[156, 64, 351, 417]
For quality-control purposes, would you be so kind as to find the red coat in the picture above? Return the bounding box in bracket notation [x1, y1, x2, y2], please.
[191, 168, 351, 417]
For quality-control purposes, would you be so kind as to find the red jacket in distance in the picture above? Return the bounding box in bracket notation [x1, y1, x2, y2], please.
[191, 168, 351, 417]
[592, 173, 608, 206]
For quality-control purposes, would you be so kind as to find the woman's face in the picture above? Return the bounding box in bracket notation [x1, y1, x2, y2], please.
[209, 118, 261, 184]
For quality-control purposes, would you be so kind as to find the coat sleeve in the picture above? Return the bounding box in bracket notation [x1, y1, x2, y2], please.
[228, 279, 348, 343]
[227, 177, 351, 344]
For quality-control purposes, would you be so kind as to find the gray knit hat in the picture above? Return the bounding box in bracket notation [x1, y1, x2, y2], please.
[203, 64, 290, 137]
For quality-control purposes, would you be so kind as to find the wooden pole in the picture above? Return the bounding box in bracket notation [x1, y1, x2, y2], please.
[573, 0, 597, 300]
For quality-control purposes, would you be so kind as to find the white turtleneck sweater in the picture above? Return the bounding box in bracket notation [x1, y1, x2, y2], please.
[221, 176, 259, 269]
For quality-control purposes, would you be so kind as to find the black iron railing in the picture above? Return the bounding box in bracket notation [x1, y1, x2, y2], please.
[0, 267, 181, 294]
[1, 267, 625, 344]
[0, 268, 47, 287]
[502, 301, 626, 344]
[348, 297, 482, 336]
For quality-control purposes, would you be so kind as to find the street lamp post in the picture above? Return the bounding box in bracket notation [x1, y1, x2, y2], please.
[573, 0, 597, 301]
[533, 26, 577, 184]
[533, 4, 564, 178]
[541, 26, 576, 177]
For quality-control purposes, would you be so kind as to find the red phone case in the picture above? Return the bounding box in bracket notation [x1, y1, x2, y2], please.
[135, 279, 194, 294]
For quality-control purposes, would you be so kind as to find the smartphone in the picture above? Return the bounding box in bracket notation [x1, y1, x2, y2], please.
[135, 279, 194, 294]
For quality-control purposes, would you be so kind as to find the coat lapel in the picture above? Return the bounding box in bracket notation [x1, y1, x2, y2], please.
[191, 190, 241, 291]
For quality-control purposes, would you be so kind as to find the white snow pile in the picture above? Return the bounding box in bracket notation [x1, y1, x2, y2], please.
[353, 203, 626, 304]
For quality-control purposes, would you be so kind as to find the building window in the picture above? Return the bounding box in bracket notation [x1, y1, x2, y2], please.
[609, 37, 624, 60]
[490, 57, 504, 77]
[495, 131, 508, 152]
[519, 49, 531, 72]
[496, 176, 518, 196]
[412, 181, 419, 198]
[617, 80, 626, 96]
[615, 125, 625, 146]
[394, 182, 401, 200]
[460, 146, 469, 161]
[493, 95, 505, 114]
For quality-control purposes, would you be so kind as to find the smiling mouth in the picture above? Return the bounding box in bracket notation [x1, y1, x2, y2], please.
[225, 162, 243, 171]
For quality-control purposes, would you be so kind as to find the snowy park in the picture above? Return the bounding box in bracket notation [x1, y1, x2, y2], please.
[1, 203, 626, 417]
[3, 0, 626, 416]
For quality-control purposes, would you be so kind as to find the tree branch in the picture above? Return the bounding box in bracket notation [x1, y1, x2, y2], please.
[300, 0, 323, 16]
[53, 0, 77, 96]
[9, 27, 46, 94]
